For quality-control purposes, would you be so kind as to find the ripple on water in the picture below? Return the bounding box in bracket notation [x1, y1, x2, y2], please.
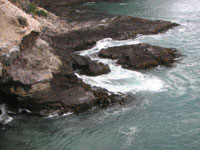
[119, 125, 139, 149]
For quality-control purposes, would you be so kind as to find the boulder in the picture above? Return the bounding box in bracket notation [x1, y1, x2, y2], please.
[65, 52, 110, 76]
[99, 44, 180, 70]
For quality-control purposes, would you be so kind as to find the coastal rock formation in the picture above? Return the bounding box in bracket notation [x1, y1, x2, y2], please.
[68, 52, 110, 76]
[99, 44, 180, 69]
[0, 0, 180, 117]
[0, 0, 117, 116]
[32, 0, 178, 52]
[52, 17, 178, 52]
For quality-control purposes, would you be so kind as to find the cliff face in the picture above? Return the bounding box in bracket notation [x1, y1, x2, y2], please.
[0, 0, 59, 93]
[0, 0, 120, 116]
[0, 0, 179, 117]
[0, 0, 62, 114]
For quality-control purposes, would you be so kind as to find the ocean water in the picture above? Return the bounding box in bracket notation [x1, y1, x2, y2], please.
[1, 0, 200, 149]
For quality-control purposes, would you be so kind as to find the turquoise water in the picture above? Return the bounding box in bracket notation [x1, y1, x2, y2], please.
[1, 0, 200, 149]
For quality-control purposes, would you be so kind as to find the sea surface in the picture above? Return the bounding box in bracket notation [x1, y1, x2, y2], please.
[1, 0, 200, 149]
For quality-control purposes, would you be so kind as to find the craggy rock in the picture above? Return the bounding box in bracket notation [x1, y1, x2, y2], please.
[0, 73, 130, 117]
[99, 44, 180, 70]
[32, 0, 120, 22]
[52, 17, 178, 52]
[0, 0, 180, 117]
[31, 0, 178, 52]
[93, 87, 127, 107]
[0, 0, 112, 117]
[68, 52, 110, 76]
[8, 0, 30, 12]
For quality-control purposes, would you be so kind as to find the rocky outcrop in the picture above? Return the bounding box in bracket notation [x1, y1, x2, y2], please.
[0, 0, 118, 117]
[99, 44, 180, 70]
[0, 0, 180, 117]
[68, 53, 110, 76]
[52, 17, 178, 52]
[32, 0, 178, 53]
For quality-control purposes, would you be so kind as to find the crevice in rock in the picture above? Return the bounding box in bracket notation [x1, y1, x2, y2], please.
[20, 31, 39, 52]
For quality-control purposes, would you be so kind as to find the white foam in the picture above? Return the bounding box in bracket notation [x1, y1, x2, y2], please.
[119, 3, 127, 6]
[119, 125, 139, 148]
[46, 112, 73, 118]
[85, 2, 96, 5]
[0, 104, 13, 124]
[18, 108, 31, 114]
[62, 112, 73, 116]
[46, 112, 59, 118]
[79, 38, 140, 57]
[77, 38, 164, 94]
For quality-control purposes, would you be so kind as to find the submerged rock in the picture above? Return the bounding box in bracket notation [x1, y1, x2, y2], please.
[99, 44, 180, 70]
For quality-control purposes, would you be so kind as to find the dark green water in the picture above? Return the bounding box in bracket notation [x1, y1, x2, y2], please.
[1, 0, 200, 149]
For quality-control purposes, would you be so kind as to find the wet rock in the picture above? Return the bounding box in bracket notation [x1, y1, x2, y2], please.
[52, 17, 178, 52]
[99, 43, 180, 70]
[93, 87, 128, 107]
[69, 52, 110, 76]
[32, 0, 178, 52]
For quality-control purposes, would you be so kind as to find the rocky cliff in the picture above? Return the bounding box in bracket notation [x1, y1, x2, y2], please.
[0, 0, 180, 117]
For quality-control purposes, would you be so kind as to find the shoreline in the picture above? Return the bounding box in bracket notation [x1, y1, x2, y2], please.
[0, 0, 180, 118]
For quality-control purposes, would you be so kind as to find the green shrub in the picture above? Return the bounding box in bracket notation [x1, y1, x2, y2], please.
[29, 3, 37, 15]
[36, 10, 47, 17]
[29, 3, 47, 17]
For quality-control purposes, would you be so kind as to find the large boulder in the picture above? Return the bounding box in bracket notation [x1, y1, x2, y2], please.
[99, 44, 180, 70]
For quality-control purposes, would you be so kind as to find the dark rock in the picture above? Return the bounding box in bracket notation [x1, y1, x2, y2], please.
[32, 0, 178, 52]
[17, 16, 28, 28]
[20, 31, 39, 51]
[0, 67, 130, 117]
[93, 87, 128, 107]
[52, 17, 178, 52]
[69, 52, 110, 76]
[99, 43, 180, 70]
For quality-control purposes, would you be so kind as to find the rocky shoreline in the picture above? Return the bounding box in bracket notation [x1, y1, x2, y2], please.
[0, 0, 180, 118]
